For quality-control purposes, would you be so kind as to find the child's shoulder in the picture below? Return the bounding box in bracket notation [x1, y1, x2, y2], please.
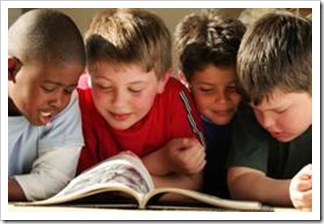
[155, 76, 195, 114]
[164, 77, 189, 95]
[158, 77, 193, 107]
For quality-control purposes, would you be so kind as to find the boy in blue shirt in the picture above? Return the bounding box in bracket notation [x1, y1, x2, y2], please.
[8, 9, 86, 201]
[174, 10, 246, 198]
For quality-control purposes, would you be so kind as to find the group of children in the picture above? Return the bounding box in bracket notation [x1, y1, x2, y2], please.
[8, 8, 312, 211]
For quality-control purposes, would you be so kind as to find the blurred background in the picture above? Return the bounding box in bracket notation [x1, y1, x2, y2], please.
[8, 8, 311, 72]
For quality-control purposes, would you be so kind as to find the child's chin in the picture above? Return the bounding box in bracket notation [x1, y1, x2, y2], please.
[273, 134, 294, 143]
[29, 116, 47, 126]
[212, 117, 232, 126]
[109, 121, 134, 131]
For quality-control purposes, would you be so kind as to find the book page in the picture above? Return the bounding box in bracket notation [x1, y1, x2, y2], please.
[21, 151, 155, 205]
[59, 152, 154, 196]
[57, 161, 150, 198]
[143, 187, 272, 211]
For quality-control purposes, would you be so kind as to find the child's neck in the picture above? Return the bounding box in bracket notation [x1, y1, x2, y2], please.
[8, 97, 22, 116]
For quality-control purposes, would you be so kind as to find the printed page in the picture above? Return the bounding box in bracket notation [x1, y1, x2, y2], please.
[55, 152, 154, 198]
[21, 152, 155, 205]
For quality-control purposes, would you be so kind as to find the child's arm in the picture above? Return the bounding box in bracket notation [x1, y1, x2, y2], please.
[10, 93, 84, 201]
[8, 178, 27, 201]
[141, 138, 205, 198]
[289, 164, 312, 211]
[152, 172, 203, 190]
[11, 146, 82, 201]
[150, 171, 203, 201]
[228, 165, 312, 211]
[227, 166, 292, 206]
[142, 137, 206, 176]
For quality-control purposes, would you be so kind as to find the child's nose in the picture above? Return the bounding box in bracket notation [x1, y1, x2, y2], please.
[214, 91, 227, 104]
[111, 90, 127, 108]
[49, 90, 68, 109]
[260, 113, 275, 129]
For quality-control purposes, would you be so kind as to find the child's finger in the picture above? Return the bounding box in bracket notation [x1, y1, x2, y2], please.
[182, 143, 205, 161]
[181, 138, 201, 148]
[293, 179, 312, 192]
[297, 164, 312, 180]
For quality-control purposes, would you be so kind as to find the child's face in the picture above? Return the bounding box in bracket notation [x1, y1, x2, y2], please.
[190, 65, 241, 125]
[251, 88, 312, 142]
[90, 61, 166, 130]
[9, 60, 84, 125]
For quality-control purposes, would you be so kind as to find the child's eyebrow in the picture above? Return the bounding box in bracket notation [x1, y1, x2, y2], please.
[195, 81, 214, 85]
[43, 80, 77, 87]
[250, 102, 288, 112]
[129, 81, 147, 85]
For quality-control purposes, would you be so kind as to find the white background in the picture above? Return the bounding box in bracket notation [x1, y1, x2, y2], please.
[1, 1, 321, 221]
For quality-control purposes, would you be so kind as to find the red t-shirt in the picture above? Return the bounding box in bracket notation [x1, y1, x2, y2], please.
[77, 76, 204, 174]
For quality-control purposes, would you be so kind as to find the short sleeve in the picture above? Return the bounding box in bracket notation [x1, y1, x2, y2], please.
[166, 79, 205, 146]
[13, 91, 84, 201]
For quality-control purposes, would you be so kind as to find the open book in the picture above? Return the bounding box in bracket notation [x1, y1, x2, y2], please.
[17, 151, 273, 211]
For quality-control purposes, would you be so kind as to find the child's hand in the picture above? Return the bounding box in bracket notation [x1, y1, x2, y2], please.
[289, 164, 312, 211]
[163, 138, 206, 175]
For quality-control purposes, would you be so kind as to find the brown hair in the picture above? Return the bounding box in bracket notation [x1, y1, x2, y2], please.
[174, 9, 246, 82]
[237, 12, 312, 105]
[85, 8, 171, 80]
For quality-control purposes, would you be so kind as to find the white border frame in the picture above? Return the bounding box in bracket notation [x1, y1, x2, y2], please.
[1, 1, 320, 221]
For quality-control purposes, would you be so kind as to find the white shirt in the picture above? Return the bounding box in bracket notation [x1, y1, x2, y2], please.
[9, 92, 84, 201]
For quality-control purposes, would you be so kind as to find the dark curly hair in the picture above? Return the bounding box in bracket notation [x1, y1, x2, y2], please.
[174, 9, 246, 82]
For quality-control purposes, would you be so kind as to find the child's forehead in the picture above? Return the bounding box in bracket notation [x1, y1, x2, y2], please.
[23, 61, 84, 81]
[89, 60, 159, 82]
[250, 88, 310, 110]
[90, 60, 155, 75]
[27, 60, 83, 70]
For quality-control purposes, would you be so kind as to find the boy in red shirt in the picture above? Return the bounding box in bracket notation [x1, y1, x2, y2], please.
[77, 9, 205, 192]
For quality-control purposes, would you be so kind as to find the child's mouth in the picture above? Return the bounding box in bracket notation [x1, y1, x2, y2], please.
[110, 112, 130, 121]
[40, 111, 53, 124]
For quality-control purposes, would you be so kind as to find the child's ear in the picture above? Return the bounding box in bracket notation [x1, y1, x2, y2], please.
[157, 69, 171, 94]
[8, 56, 22, 82]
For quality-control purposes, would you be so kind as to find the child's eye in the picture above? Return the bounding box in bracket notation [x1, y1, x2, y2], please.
[199, 88, 213, 93]
[41, 86, 56, 93]
[128, 88, 142, 94]
[64, 86, 76, 94]
[226, 86, 238, 92]
[94, 83, 112, 90]
[275, 108, 287, 114]
[199, 87, 213, 92]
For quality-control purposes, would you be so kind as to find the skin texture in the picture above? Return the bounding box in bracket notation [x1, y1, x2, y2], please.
[143, 138, 206, 176]
[289, 164, 312, 211]
[189, 64, 241, 126]
[142, 138, 205, 201]
[8, 57, 84, 125]
[8, 179, 27, 201]
[250, 88, 312, 142]
[90, 61, 168, 130]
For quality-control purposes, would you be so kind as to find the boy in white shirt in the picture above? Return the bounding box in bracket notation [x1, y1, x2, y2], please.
[8, 9, 86, 201]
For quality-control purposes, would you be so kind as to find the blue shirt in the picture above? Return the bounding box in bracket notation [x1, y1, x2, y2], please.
[201, 116, 231, 199]
[9, 92, 84, 201]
